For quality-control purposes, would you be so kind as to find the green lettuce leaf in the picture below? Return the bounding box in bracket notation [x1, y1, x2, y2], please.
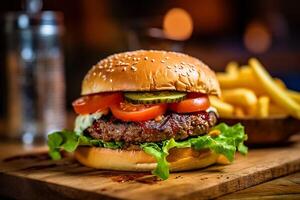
[48, 131, 80, 160]
[140, 123, 247, 180]
[140, 142, 169, 180]
[47, 131, 123, 160]
[140, 138, 192, 180]
[48, 123, 247, 180]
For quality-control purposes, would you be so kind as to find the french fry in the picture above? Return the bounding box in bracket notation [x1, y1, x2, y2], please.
[239, 66, 254, 79]
[287, 90, 300, 104]
[222, 88, 257, 108]
[216, 62, 240, 89]
[238, 66, 281, 96]
[215, 59, 299, 119]
[234, 106, 245, 118]
[246, 104, 257, 117]
[238, 67, 257, 87]
[257, 96, 270, 118]
[225, 61, 239, 77]
[249, 58, 300, 119]
[218, 66, 288, 96]
[216, 73, 238, 88]
[274, 78, 286, 89]
[209, 96, 234, 117]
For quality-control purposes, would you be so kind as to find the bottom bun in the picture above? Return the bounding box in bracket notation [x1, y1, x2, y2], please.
[74, 146, 220, 172]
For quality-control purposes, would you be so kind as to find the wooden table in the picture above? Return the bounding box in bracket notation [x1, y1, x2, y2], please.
[220, 172, 300, 199]
[0, 141, 299, 200]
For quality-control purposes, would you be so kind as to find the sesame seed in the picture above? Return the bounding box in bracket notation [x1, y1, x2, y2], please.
[167, 65, 171, 69]
[109, 79, 113, 83]
[144, 56, 148, 60]
[102, 75, 106, 80]
[151, 59, 155, 62]
[131, 66, 137, 71]
[93, 72, 97, 76]
[165, 56, 169, 60]
[122, 67, 127, 71]
[118, 62, 129, 66]
[161, 60, 165, 63]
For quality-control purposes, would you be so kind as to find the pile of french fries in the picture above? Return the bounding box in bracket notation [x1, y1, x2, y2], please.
[210, 58, 300, 119]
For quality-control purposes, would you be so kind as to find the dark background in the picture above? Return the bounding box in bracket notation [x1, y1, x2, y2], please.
[1, 0, 300, 118]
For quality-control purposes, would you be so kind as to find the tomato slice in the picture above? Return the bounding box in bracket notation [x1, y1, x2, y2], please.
[110, 102, 167, 122]
[72, 92, 122, 114]
[169, 94, 210, 113]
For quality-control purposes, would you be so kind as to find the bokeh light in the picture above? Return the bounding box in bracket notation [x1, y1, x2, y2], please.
[244, 22, 272, 54]
[163, 8, 193, 41]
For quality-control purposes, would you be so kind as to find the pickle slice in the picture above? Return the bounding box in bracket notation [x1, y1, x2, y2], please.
[124, 91, 186, 104]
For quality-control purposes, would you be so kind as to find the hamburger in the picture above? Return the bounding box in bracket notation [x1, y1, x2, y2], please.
[48, 50, 247, 180]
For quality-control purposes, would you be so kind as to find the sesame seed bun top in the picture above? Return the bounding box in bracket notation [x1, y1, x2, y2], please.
[81, 50, 220, 96]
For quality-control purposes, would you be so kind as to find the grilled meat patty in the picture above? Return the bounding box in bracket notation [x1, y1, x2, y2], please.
[85, 111, 217, 143]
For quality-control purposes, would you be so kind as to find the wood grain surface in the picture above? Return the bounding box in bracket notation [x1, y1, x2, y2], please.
[0, 141, 300, 200]
[218, 172, 300, 200]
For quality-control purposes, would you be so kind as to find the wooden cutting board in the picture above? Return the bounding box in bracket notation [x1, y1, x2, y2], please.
[0, 140, 300, 200]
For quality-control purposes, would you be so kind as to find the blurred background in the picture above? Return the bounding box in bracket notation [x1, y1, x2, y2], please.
[0, 0, 299, 142]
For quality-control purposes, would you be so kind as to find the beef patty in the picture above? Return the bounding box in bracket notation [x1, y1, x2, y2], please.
[85, 111, 217, 144]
